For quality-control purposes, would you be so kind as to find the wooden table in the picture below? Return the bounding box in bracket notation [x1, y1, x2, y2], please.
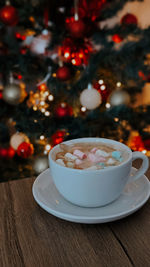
[0, 160, 150, 267]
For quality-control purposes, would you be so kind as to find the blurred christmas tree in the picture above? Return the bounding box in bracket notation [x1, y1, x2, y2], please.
[1, 0, 150, 181]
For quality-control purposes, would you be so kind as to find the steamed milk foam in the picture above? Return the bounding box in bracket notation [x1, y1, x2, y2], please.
[54, 142, 129, 170]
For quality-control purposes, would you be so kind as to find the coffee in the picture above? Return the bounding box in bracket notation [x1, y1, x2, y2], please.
[55, 142, 128, 170]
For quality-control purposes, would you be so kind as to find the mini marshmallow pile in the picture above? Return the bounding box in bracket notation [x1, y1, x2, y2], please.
[55, 143, 123, 170]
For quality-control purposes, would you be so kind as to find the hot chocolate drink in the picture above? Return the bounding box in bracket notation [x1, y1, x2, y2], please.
[54, 142, 129, 170]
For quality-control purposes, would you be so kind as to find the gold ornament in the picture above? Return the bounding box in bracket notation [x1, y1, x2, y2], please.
[33, 156, 49, 174]
[109, 90, 130, 106]
[10, 132, 29, 150]
[3, 83, 27, 105]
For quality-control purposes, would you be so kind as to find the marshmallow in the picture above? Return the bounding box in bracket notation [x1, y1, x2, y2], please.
[112, 151, 122, 160]
[85, 166, 98, 170]
[66, 161, 75, 168]
[107, 158, 115, 165]
[88, 153, 106, 163]
[75, 158, 83, 165]
[97, 162, 105, 168]
[95, 149, 109, 157]
[73, 149, 87, 159]
[91, 147, 97, 153]
[56, 159, 65, 166]
[65, 152, 77, 160]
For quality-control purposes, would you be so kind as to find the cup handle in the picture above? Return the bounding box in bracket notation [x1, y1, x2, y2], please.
[127, 151, 149, 184]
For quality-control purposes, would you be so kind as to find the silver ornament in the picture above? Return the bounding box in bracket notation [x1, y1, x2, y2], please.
[3, 84, 22, 105]
[109, 90, 130, 106]
[33, 156, 49, 174]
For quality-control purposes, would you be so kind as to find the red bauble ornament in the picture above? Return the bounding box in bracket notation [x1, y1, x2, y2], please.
[66, 17, 86, 38]
[55, 103, 73, 118]
[0, 4, 18, 26]
[72, 0, 106, 21]
[52, 130, 66, 145]
[17, 142, 34, 158]
[7, 147, 15, 158]
[112, 34, 123, 43]
[56, 66, 71, 81]
[121, 13, 137, 26]
[0, 148, 8, 157]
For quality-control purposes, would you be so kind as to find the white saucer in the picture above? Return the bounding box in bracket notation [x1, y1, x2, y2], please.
[32, 167, 150, 224]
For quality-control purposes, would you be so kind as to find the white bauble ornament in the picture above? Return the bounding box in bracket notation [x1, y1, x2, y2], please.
[10, 132, 29, 150]
[33, 156, 49, 174]
[30, 31, 51, 55]
[80, 84, 102, 110]
[3, 83, 26, 105]
[109, 90, 130, 106]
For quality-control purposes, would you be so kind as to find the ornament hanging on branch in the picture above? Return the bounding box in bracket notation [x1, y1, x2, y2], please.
[72, 0, 106, 21]
[0, 1, 18, 26]
[80, 84, 102, 110]
[66, 0, 86, 38]
[55, 103, 73, 118]
[109, 89, 130, 106]
[3, 81, 27, 105]
[56, 65, 71, 81]
[17, 142, 34, 158]
[121, 13, 138, 26]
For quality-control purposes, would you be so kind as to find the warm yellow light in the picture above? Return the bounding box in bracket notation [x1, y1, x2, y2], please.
[106, 103, 111, 108]
[48, 94, 54, 101]
[44, 91, 49, 97]
[71, 59, 76, 65]
[40, 101, 45, 106]
[116, 82, 121, 87]
[64, 52, 70, 58]
[29, 16, 35, 23]
[41, 108, 46, 113]
[45, 144, 51, 151]
[100, 85, 106, 90]
[33, 106, 37, 111]
[81, 106, 86, 112]
[40, 135, 45, 140]
[45, 111, 50, 116]
[114, 117, 119, 122]
[98, 79, 104, 85]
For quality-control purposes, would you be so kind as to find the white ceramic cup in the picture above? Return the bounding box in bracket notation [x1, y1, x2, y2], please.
[49, 138, 149, 207]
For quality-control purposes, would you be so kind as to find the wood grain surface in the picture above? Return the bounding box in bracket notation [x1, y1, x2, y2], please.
[0, 160, 150, 267]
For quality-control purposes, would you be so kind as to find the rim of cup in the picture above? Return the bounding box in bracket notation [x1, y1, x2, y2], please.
[49, 137, 132, 173]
